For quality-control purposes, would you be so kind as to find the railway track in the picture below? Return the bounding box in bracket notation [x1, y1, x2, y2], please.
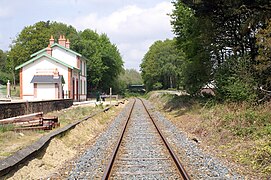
[102, 98, 190, 179]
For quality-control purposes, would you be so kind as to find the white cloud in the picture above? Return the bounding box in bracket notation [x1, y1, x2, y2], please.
[72, 5, 143, 34]
[60, 1, 174, 70]
[0, 7, 10, 18]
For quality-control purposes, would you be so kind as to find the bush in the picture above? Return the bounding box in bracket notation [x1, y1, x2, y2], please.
[225, 77, 257, 102]
[152, 82, 163, 90]
[215, 55, 257, 102]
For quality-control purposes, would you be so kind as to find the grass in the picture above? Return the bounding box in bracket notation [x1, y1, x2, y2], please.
[0, 85, 5, 96]
[46, 105, 98, 127]
[147, 91, 271, 178]
[0, 85, 20, 97]
[0, 124, 15, 133]
[0, 104, 98, 159]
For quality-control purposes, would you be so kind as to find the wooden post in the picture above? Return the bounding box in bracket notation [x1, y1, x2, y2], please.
[110, 87, 112, 105]
[7, 80, 11, 98]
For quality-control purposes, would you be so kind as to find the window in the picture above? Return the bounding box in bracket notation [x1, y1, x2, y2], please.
[83, 80, 86, 94]
[80, 79, 83, 94]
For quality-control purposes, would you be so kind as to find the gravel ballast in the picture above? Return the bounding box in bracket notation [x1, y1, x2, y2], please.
[68, 99, 244, 179]
[68, 100, 134, 179]
[143, 99, 244, 179]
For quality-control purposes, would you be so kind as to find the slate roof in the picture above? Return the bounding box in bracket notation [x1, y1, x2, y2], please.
[30, 75, 64, 84]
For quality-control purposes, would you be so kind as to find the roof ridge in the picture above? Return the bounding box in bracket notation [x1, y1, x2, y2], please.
[30, 42, 82, 58]
[50, 43, 82, 57]
[15, 53, 79, 70]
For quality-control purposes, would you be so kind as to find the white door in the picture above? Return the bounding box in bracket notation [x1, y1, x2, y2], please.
[37, 84, 55, 100]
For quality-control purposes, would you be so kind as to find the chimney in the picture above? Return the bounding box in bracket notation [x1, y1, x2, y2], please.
[49, 35, 54, 45]
[58, 35, 66, 47]
[65, 39, 70, 49]
[46, 45, 52, 56]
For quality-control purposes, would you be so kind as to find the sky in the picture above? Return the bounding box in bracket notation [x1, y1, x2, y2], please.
[0, 0, 175, 71]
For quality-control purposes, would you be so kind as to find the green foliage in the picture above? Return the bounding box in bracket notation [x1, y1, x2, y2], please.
[6, 21, 123, 94]
[182, 56, 211, 95]
[0, 85, 19, 97]
[250, 141, 271, 174]
[171, 1, 213, 95]
[148, 90, 271, 176]
[0, 72, 12, 85]
[255, 19, 271, 89]
[140, 39, 184, 91]
[0, 49, 11, 84]
[170, 1, 195, 43]
[74, 29, 104, 89]
[0, 50, 8, 72]
[218, 106, 271, 139]
[152, 82, 163, 90]
[117, 69, 143, 95]
[118, 69, 143, 86]
[215, 56, 257, 102]
[0, 124, 14, 133]
[123, 91, 143, 98]
[9, 21, 77, 68]
[7, 21, 78, 86]
[73, 30, 124, 93]
[171, 0, 271, 101]
[99, 34, 123, 92]
[224, 78, 255, 102]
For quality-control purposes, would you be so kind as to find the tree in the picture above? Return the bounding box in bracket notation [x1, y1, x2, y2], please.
[73, 29, 123, 94]
[255, 19, 271, 89]
[7, 21, 78, 87]
[171, 0, 271, 100]
[99, 33, 123, 93]
[73, 29, 104, 91]
[118, 69, 143, 92]
[7, 21, 124, 95]
[0, 49, 7, 72]
[140, 39, 184, 91]
[0, 50, 11, 84]
[215, 55, 256, 102]
[175, 0, 271, 70]
[171, 1, 212, 94]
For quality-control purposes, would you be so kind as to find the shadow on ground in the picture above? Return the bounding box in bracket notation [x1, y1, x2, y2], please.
[161, 94, 214, 117]
[162, 95, 195, 117]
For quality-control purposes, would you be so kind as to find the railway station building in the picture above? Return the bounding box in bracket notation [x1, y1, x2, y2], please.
[15, 35, 87, 101]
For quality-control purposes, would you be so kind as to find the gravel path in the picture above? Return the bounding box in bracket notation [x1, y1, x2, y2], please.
[68, 99, 244, 179]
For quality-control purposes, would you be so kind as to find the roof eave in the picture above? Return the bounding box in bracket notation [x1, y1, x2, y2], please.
[30, 48, 46, 57]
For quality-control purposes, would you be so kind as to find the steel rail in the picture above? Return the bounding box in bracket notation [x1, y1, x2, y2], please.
[139, 98, 191, 180]
[102, 98, 190, 180]
[102, 99, 136, 180]
[0, 100, 126, 177]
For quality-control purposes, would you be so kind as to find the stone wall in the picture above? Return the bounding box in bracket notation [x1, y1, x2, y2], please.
[0, 99, 73, 120]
